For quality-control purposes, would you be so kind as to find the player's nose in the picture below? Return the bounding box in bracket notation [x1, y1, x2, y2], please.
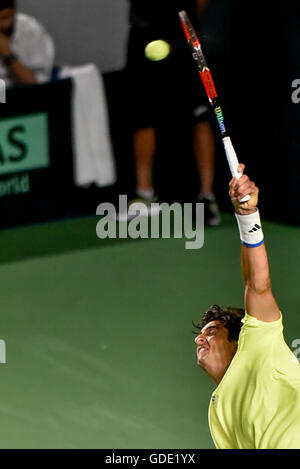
[195, 334, 206, 345]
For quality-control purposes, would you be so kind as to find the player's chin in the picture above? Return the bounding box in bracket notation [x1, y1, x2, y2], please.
[197, 349, 209, 365]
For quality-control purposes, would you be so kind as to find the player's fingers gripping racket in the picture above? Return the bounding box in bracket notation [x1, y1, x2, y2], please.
[178, 10, 250, 203]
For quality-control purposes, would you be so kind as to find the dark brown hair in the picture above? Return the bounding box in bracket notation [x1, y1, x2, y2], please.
[194, 304, 245, 342]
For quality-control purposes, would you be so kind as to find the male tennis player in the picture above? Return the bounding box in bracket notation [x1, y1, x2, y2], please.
[194, 163, 300, 449]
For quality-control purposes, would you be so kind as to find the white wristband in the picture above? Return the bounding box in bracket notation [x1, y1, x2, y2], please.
[235, 209, 264, 248]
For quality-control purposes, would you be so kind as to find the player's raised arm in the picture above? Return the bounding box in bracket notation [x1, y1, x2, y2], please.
[229, 164, 280, 322]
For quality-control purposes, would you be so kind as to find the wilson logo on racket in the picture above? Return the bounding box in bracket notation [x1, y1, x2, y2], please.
[214, 106, 226, 134]
[248, 224, 261, 233]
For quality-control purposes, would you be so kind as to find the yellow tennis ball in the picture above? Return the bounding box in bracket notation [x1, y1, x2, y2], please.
[145, 40, 171, 61]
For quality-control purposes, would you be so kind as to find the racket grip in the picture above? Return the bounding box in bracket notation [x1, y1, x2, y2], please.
[222, 137, 250, 203]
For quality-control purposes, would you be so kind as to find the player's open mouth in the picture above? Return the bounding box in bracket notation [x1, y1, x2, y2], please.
[197, 346, 209, 355]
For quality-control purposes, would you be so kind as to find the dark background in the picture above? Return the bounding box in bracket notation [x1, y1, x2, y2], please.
[104, 0, 300, 225]
[16, 0, 300, 225]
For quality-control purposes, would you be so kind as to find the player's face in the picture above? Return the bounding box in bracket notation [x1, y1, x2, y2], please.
[0, 8, 15, 37]
[195, 320, 237, 376]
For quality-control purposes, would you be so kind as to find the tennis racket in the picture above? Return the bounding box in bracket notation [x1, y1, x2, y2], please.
[178, 10, 250, 203]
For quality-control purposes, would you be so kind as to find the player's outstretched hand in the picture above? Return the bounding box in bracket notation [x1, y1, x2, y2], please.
[229, 164, 259, 215]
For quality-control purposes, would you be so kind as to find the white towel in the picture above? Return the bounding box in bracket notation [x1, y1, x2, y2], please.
[60, 64, 116, 187]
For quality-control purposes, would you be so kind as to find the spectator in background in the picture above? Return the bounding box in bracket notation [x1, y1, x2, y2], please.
[0, 0, 54, 86]
[127, 0, 220, 226]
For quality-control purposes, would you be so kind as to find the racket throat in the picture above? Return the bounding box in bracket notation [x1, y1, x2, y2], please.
[213, 104, 227, 137]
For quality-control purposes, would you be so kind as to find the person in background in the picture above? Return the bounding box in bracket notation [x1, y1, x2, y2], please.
[127, 0, 221, 226]
[0, 0, 54, 86]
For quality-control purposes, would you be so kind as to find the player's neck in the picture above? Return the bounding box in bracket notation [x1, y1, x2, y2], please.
[212, 368, 227, 386]
[206, 359, 233, 386]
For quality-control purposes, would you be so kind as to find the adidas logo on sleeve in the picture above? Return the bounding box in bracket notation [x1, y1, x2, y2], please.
[248, 224, 261, 233]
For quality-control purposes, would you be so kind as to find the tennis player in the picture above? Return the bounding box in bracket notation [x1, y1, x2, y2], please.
[195, 163, 300, 449]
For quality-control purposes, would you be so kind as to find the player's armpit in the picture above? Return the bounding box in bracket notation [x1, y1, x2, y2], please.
[244, 285, 281, 322]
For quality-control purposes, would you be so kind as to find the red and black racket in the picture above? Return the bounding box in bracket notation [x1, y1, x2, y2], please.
[179, 10, 249, 202]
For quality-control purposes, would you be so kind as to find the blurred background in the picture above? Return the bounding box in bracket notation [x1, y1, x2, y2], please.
[0, 0, 299, 449]
[19, 0, 129, 72]
[1, 0, 300, 225]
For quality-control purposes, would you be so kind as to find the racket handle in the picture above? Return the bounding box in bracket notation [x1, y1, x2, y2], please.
[222, 137, 250, 203]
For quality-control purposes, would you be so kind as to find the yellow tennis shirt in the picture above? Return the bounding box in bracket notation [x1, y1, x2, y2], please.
[208, 312, 300, 449]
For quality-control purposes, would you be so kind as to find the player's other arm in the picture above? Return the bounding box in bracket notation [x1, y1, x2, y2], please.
[229, 164, 281, 322]
[0, 32, 37, 84]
